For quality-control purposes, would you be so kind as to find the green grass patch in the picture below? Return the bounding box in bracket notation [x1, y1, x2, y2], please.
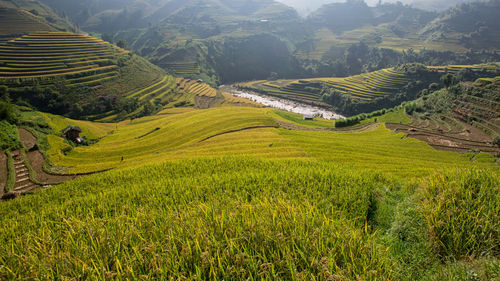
[362, 109, 412, 124]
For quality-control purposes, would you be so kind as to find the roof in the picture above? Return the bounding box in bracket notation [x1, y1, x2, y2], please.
[303, 114, 314, 119]
[61, 125, 82, 134]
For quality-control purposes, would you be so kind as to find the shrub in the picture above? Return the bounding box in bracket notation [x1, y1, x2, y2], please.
[417, 169, 500, 261]
[0, 120, 21, 150]
[493, 136, 500, 148]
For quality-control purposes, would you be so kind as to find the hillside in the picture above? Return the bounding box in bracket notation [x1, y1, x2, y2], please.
[0, 1, 499, 280]
[38, 0, 299, 34]
[0, 0, 76, 39]
[238, 65, 442, 115]
[385, 76, 500, 153]
[0, 32, 239, 120]
[0, 100, 499, 279]
[24, 0, 498, 85]
[419, 0, 500, 50]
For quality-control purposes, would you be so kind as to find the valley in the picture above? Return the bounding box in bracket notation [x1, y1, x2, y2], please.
[0, 0, 499, 280]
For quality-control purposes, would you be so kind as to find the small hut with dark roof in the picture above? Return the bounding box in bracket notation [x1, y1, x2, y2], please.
[303, 114, 314, 120]
[62, 125, 83, 143]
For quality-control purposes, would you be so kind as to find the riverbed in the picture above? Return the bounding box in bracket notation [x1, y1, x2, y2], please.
[221, 86, 345, 120]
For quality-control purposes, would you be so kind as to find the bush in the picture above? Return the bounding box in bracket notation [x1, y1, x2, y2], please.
[0, 101, 19, 124]
[493, 136, 500, 148]
[417, 169, 500, 261]
[0, 120, 21, 150]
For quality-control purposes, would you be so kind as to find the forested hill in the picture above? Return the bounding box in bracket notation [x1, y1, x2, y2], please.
[37, 0, 299, 34]
[23, 0, 499, 85]
[307, 0, 437, 33]
[419, 0, 500, 49]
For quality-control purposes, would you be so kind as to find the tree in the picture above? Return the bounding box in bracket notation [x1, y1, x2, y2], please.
[0, 85, 9, 102]
[117, 40, 127, 49]
[493, 136, 500, 148]
[440, 73, 456, 88]
[268, 72, 279, 81]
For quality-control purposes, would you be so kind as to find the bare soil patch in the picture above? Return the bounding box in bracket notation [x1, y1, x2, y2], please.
[18, 128, 37, 149]
[27, 151, 78, 184]
[387, 122, 500, 154]
[195, 96, 223, 109]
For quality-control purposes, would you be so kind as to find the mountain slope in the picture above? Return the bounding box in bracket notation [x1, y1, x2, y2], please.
[38, 0, 298, 33]
[0, 0, 76, 39]
[419, 0, 500, 50]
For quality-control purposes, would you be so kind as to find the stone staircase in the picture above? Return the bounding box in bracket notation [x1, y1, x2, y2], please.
[2, 151, 38, 199]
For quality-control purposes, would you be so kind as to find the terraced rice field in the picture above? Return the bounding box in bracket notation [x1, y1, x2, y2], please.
[162, 62, 200, 75]
[0, 32, 127, 87]
[187, 81, 217, 97]
[386, 80, 500, 154]
[427, 64, 500, 74]
[239, 68, 411, 104]
[39, 106, 498, 178]
[309, 68, 410, 100]
[0, 8, 53, 36]
[126, 75, 178, 102]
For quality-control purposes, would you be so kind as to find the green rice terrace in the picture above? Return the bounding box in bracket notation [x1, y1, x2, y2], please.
[162, 62, 200, 75]
[238, 68, 412, 104]
[0, 32, 244, 121]
[0, 32, 127, 86]
[386, 77, 500, 154]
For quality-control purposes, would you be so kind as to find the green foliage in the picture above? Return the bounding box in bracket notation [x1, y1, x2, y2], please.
[440, 73, 457, 88]
[0, 101, 18, 125]
[493, 136, 500, 148]
[335, 107, 412, 128]
[5, 151, 15, 192]
[0, 120, 21, 150]
[418, 169, 500, 261]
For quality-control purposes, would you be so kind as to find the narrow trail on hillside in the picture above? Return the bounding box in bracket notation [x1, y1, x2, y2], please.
[277, 120, 381, 133]
[2, 129, 78, 200]
[386, 123, 500, 154]
[199, 126, 279, 142]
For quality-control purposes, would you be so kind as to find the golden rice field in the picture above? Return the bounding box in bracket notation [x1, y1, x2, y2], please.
[427, 64, 500, 74]
[41, 106, 499, 178]
[240, 68, 411, 103]
[1, 105, 499, 280]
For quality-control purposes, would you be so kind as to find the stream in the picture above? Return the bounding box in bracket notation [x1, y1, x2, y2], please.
[221, 86, 345, 120]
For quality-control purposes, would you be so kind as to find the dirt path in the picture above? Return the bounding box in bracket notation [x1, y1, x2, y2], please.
[27, 151, 78, 183]
[277, 120, 380, 133]
[2, 129, 80, 200]
[386, 123, 500, 154]
[18, 128, 37, 149]
[199, 126, 278, 142]
[0, 152, 6, 196]
[195, 96, 223, 109]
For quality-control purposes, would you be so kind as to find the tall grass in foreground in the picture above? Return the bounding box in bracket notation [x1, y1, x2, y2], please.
[418, 169, 499, 261]
[0, 157, 498, 280]
[0, 157, 394, 280]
